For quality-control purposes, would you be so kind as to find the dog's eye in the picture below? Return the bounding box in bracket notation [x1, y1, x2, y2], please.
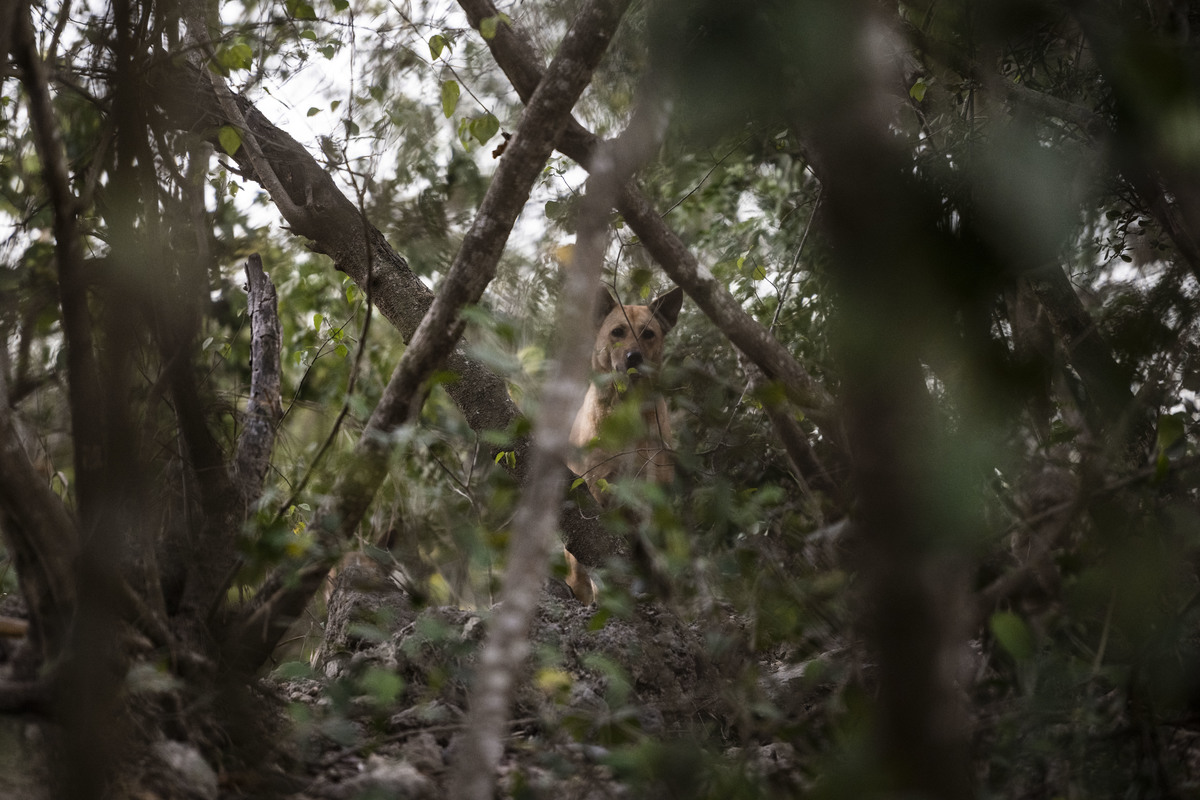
[610, 326, 626, 338]
[641, 330, 656, 341]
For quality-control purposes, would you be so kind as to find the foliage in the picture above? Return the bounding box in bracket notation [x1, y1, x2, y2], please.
[3, 0, 1200, 798]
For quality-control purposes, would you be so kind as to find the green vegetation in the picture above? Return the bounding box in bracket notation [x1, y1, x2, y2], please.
[3, 0, 1200, 797]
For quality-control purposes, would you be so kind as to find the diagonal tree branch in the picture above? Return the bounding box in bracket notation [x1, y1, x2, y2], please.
[153, 64, 519, 439]
[222, 0, 631, 671]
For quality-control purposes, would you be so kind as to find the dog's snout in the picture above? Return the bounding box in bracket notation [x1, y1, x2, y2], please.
[625, 350, 643, 370]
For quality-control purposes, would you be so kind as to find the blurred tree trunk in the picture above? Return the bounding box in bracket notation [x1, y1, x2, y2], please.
[798, 8, 976, 799]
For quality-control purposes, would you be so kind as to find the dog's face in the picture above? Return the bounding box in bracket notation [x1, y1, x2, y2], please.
[591, 287, 684, 384]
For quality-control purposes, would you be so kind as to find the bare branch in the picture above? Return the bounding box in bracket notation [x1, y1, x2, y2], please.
[234, 253, 282, 500]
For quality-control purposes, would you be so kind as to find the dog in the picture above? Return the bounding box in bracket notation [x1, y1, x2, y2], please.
[564, 286, 684, 604]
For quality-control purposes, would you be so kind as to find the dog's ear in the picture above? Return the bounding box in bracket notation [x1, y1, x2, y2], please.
[594, 287, 618, 327]
[650, 286, 684, 330]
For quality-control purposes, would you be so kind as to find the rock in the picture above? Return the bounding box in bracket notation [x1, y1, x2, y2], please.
[330, 755, 433, 800]
[399, 732, 444, 774]
[151, 740, 219, 800]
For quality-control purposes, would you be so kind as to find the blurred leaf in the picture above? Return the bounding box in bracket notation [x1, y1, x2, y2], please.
[441, 80, 461, 118]
[429, 33, 449, 60]
[217, 125, 242, 156]
[480, 14, 510, 40]
[469, 113, 500, 145]
[990, 611, 1034, 661]
[358, 666, 404, 706]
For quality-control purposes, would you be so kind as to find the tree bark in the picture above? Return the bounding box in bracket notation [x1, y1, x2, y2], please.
[0, 371, 78, 663]
[792, 7, 976, 799]
[234, 254, 283, 503]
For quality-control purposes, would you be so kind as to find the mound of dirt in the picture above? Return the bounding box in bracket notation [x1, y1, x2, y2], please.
[276, 577, 756, 798]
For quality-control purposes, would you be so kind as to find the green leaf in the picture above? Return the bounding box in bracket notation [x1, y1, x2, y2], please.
[290, 1, 317, 20]
[990, 611, 1034, 661]
[480, 13, 510, 39]
[1155, 413, 1186, 481]
[909, 78, 928, 102]
[312, 312, 324, 331]
[587, 607, 612, 631]
[217, 125, 242, 156]
[429, 34, 449, 60]
[469, 113, 500, 145]
[358, 666, 404, 706]
[299, 29, 317, 41]
[441, 80, 460, 118]
[738, 255, 765, 281]
[335, 343, 349, 359]
[331, 0, 349, 11]
[1157, 413, 1185, 453]
[319, 44, 336, 59]
[215, 42, 254, 72]
[306, 106, 321, 117]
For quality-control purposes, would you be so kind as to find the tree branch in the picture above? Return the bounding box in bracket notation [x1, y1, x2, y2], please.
[1022, 265, 1149, 461]
[234, 253, 282, 501]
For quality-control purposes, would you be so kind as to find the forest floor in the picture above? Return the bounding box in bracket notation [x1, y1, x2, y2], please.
[0, 571, 823, 800]
[262, 573, 814, 800]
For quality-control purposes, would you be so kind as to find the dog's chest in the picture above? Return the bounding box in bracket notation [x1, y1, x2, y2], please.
[568, 385, 671, 485]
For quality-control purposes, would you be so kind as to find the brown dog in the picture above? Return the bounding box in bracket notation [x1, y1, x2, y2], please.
[564, 286, 684, 603]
